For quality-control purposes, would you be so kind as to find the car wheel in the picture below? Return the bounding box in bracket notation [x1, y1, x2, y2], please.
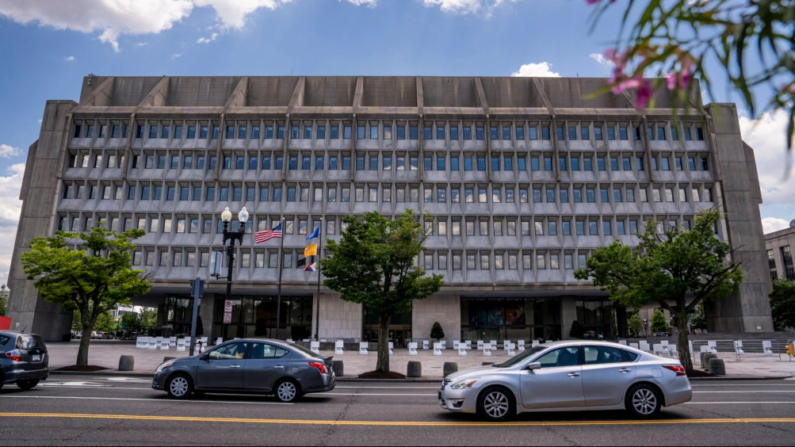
[274, 379, 301, 403]
[17, 379, 39, 391]
[166, 374, 193, 399]
[625, 384, 661, 418]
[477, 386, 515, 422]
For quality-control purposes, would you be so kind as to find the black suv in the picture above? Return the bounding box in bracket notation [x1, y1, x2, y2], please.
[0, 331, 49, 390]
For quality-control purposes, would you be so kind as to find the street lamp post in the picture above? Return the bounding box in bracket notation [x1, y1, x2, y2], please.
[221, 206, 248, 341]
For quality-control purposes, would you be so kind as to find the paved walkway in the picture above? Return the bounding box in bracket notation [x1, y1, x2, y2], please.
[46, 340, 795, 379]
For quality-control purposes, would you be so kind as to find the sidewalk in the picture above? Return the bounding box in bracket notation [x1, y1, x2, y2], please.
[46, 340, 794, 380]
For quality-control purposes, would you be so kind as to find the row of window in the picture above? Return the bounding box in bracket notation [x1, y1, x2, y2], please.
[73, 120, 707, 143]
[131, 245, 591, 273]
[769, 246, 795, 282]
[70, 149, 712, 174]
[63, 181, 715, 205]
[59, 213, 702, 239]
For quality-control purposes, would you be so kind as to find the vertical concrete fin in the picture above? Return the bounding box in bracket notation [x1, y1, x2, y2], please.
[74, 77, 114, 108]
[530, 78, 555, 117]
[474, 78, 489, 115]
[286, 76, 305, 112]
[225, 76, 249, 109]
[19, 141, 38, 200]
[352, 77, 364, 112]
[137, 76, 170, 108]
[416, 77, 424, 114]
[743, 142, 763, 204]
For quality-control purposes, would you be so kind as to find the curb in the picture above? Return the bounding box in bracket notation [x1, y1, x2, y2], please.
[689, 375, 792, 381]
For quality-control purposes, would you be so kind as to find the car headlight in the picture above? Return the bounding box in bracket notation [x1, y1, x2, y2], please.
[450, 378, 480, 390]
[156, 361, 173, 373]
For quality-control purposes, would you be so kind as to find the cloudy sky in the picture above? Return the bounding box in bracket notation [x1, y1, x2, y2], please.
[0, 0, 792, 286]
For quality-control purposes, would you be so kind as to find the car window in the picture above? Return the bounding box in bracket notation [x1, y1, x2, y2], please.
[584, 346, 625, 365]
[250, 343, 288, 359]
[494, 345, 546, 368]
[622, 349, 639, 362]
[0, 335, 10, 349]
[208, 342, 248, 360]
[536, 347, 580, 368]
[16, 335, 30, 350]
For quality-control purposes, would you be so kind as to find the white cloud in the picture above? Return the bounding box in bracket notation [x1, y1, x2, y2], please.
[193, 0, 291, 30]
[589, 53, 612, 67]
[171, 53, 182, 59]
[740, 109, 795, 206]
[0, 163, 25, 285]
[197, 32, 219, 43]
[423, 0, 484, 14]
[511, 62, 561, 78]
[0, 0, 194, 52]
[762, 217, 791, 234]
[343, 0, 377, 6]
[0, 144, 20, 158]
[65, 55, 75, 61]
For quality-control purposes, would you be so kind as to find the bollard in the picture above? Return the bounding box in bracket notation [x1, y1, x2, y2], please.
[407, 361, 422, 378]
[482, 362, 495, 366]
[709, 358, 726, 376]
[163, 356, 176, 363]
[702, 353, 718, 372]
[443, 362, 458, 377]
[332, 360, 344, 377]
[118, 355, 134, 372]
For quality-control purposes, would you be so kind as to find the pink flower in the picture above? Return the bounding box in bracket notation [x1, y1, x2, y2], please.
[635, 80, 653, 109]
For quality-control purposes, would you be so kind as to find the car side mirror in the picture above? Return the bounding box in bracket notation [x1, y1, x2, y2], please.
[527, 362, 541, 371]
[200, 353, 210, 361]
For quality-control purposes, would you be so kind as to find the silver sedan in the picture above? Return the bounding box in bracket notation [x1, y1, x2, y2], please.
[152, 339, 335, 402]
[439, 340, 691, 421]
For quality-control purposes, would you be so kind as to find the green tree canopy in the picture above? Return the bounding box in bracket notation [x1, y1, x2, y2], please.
[322, 210, 444, 374]
[430, 322, 445, 341]
[690, 304, 708, 331]
[770, 279, 795, 330]
[0, 284, 7, 316]
[628, 313, 643, 337]
[21, 226, 150, 366]
[575, 209, 743, 374]
[651, 309, 668, 334]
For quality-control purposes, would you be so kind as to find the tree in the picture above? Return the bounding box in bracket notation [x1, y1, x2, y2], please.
[140, 307, 157, 332]
[628, 313, 643, 337]
[586, 1, 794, 150]
[0, 284, 7, 316]
[574, 209, 743, 374]
[651, 309, 668, 334]
[322, 210, 444, 374]
[21, 226, 150, 366]
[690, 304, 708, 331]
[769, 279, 795, 330]
[120, 312, 143, 334]
[430, 322, 445, 341]
[95, 311, 116, 333]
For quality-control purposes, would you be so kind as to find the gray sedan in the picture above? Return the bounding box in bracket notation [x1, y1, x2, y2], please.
[439, 340, 691, 421]
[152, 339, 335, 402]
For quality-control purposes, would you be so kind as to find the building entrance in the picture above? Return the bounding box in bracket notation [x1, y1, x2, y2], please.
[460, 297, 562, 342]
[363, 306, 412, 348]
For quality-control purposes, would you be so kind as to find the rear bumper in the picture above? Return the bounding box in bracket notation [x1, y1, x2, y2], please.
[303, 372, 336, 393]
[3, 367, 49, 384]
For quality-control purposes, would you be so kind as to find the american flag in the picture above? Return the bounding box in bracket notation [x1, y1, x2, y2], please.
[255, 223, 282, 244]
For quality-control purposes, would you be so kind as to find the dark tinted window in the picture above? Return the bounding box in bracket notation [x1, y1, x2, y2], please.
[250, 343, 288, 359]
[0, 335, 10, 348]
[583, 346, 625, 364]
[536, 346, 580, 367]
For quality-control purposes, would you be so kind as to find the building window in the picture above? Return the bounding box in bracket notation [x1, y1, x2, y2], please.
[782, 246, 795, 280]
[768, 249, 778, 282]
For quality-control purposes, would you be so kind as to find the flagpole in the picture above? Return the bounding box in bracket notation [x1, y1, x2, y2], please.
[314, 218, 323, 341]
[275, 217, 285, 338]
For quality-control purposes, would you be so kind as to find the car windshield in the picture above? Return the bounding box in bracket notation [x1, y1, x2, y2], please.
[493, 346, 547, 368]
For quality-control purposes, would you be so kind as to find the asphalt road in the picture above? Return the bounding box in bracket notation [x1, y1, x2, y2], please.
[2, 375, 795, 446]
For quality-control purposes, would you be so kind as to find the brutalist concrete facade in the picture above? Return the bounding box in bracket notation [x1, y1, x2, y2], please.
[7, 76, 773, 342]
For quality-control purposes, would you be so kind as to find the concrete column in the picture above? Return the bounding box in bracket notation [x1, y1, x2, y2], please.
[317, 293, 362, 340]
[560, 297, 577, 340]
[412, 295, 460, 345]
[199, 294, 215, 339]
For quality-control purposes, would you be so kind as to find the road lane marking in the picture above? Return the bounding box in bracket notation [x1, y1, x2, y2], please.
[686, 402, 795, 405]
[3, 413, 795, 427]
[2, 396, 291, 405]
[693, 391, 795, 394]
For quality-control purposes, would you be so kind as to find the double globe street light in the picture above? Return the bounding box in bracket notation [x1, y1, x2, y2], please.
[221, 206, 248, 340]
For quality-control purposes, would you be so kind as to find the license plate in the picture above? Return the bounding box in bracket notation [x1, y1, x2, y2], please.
[31, 354, 41, 362]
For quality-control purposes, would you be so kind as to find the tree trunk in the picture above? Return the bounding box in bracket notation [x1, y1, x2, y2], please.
[77, 325, 92, 367]
[375, 313, 391, 373]
[675, 309, 693, 374]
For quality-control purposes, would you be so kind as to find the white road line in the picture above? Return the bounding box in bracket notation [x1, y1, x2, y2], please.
[327, 393, 435, 397]
[685, 401, 795, 405]
[3, 395, 292, 405]
[333, 386, 439, 390]
[693, 391, 795, 394]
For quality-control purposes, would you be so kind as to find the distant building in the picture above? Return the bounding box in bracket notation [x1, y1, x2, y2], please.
[7, 76, 774, 342]
[765, 220, 795, 282]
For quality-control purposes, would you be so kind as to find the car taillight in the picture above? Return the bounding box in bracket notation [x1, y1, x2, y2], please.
[663, 365, 686, 376]
[5, 350, 21, 362]
[309, 362, 327, 374]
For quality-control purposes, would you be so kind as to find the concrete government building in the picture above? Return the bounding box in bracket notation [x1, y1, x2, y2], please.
[7, 75, 774, 343]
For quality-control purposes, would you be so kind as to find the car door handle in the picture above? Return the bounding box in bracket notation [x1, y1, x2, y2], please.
[567, 372, 580, 378]
[230, 364, 242, 368]
[619, 368, 632, 373]
[274, 366, 285, 369]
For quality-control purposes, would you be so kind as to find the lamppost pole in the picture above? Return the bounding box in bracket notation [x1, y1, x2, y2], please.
[221, 207, 248, 341]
